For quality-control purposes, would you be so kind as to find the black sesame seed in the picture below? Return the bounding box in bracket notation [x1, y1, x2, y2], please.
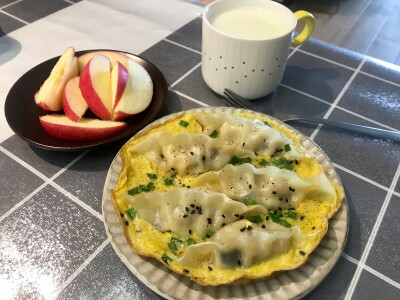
[261, 224, 266, 228]
[125, 221, 129, 226]
[222, 214, 225, 218]
[249, 184, 252, 189]
[222, 223, 225, 227]
[242, 142, 245, 146]
[289, 187, 295, 192]
[234, 214, 239, 217]
[207, 218, 212, 224]
[160, 154, 164, 159]
[120, 213, 124, 218]
[189, 229, 192, 234]
[191, 210, 195, 214]
[236, 81, 239, 84]
[279, 197, 283, 201]
[295, 159, 299, 165]
[278, 207, 282, 211]
[183, 215, 188, 218]
[202, 156, 206, 161]
[185, 207, 189, 212]
[190, 204, 195, 208]
[187, 186, 191, 189]
[266, 216, 270, 221]
[240, 227, 246, 232]
[171, 167, 175, 171]
[183, 269, 190, 273]
[300, 216, 304, 220]
[208, 266, 213, 271]
[285, 198, 289, 202]
[299, 251, 306, 256]
[312, 226, 315, 230]
[237, 260, 242, 266]
[272, 191, 277, 194]
[190, 151, 194, 155]
[247, 226, 253, 231]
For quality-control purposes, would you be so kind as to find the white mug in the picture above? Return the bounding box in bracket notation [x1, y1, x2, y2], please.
[202, 0, 315, 99]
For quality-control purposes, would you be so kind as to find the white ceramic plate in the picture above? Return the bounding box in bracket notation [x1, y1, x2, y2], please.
[102, 107, 349, 300]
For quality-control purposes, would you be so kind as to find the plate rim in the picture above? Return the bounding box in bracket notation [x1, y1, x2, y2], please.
[4, 49, 167, 151]
[102, 106, 349, 300]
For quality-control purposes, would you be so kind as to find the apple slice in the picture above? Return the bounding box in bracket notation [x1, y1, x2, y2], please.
[79, 54, 113, 120]
[39, 114, 127, 141]
[78, 51, 129, 73]
[35, 47, 79, 111]
[112, 58, 153, 121]
[111, 62, 129, 110]
[63, 77, 88, 122]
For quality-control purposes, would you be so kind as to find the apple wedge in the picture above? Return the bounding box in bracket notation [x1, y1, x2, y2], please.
[112, 58, 153, 121]
[79, 54, 113, 120]
[35, 47, 79, 111]
[111, 62, 129, 110]
[78, 51, 129, 73]
[63, 77, 88, 122]
[39, 114, 127, 141]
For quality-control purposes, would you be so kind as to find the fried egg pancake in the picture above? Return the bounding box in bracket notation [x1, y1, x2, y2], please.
[111, 112, 344, 286]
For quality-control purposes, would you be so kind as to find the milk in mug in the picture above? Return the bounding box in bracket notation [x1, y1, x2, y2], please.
[211, 7, 292, 40]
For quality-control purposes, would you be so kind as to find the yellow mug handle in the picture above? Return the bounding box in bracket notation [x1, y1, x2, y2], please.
[292, 10, 315, 47]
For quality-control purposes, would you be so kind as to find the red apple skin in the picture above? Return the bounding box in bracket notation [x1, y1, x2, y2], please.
[62, 94, 80, 122]
[79, 55, 112, 120]
[63, 77, 88, 122]
[112, 62, 129, 109]
[113, 111, 132, 122]
[39, 115, 127, 141]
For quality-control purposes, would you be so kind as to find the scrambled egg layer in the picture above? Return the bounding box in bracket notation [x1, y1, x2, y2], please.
[111, 113, 344, 286]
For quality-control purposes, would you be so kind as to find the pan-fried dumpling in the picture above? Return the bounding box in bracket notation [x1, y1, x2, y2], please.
[195, 113, 303, 158]
[131, 131, 254, 175]
[178, 220, 308, 269]
[124, 187, 268, 238]
[194, 163, 337, 210]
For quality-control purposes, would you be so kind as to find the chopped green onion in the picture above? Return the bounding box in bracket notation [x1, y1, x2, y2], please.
[284, 144, 291, 152]
[128, 187, 140, 195]
[276, 219, 292, 228]
[179, 120, 189, 127]
[268, 211, 292, 228]
[209, 130, 219, 138]
[186, 238, 196, 246]
[147, 173, 158, 180]
[263, 121, 271, 127]
[168, 237, 181, 251]
[272, 157, 294, 170]
[128, 182, 155, 195]
[168, 241, 178, 251]
[259, 159, 268, 167]
[164, 178, 173, 186]
[125, 207, 137, 220]
[248, 199, 257, 205]
[246, 215, 263, 223]
[161, 252, 172, 264]
[201, 230, 215, 240]
[283, 211, 298, 220]
[227, 156, 252, 166]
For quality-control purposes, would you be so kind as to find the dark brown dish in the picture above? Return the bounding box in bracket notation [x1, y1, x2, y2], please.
[4, 49, 167, 151]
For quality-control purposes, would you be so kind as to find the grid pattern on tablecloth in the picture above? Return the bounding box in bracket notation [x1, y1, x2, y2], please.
[1, 17, 400, 300]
